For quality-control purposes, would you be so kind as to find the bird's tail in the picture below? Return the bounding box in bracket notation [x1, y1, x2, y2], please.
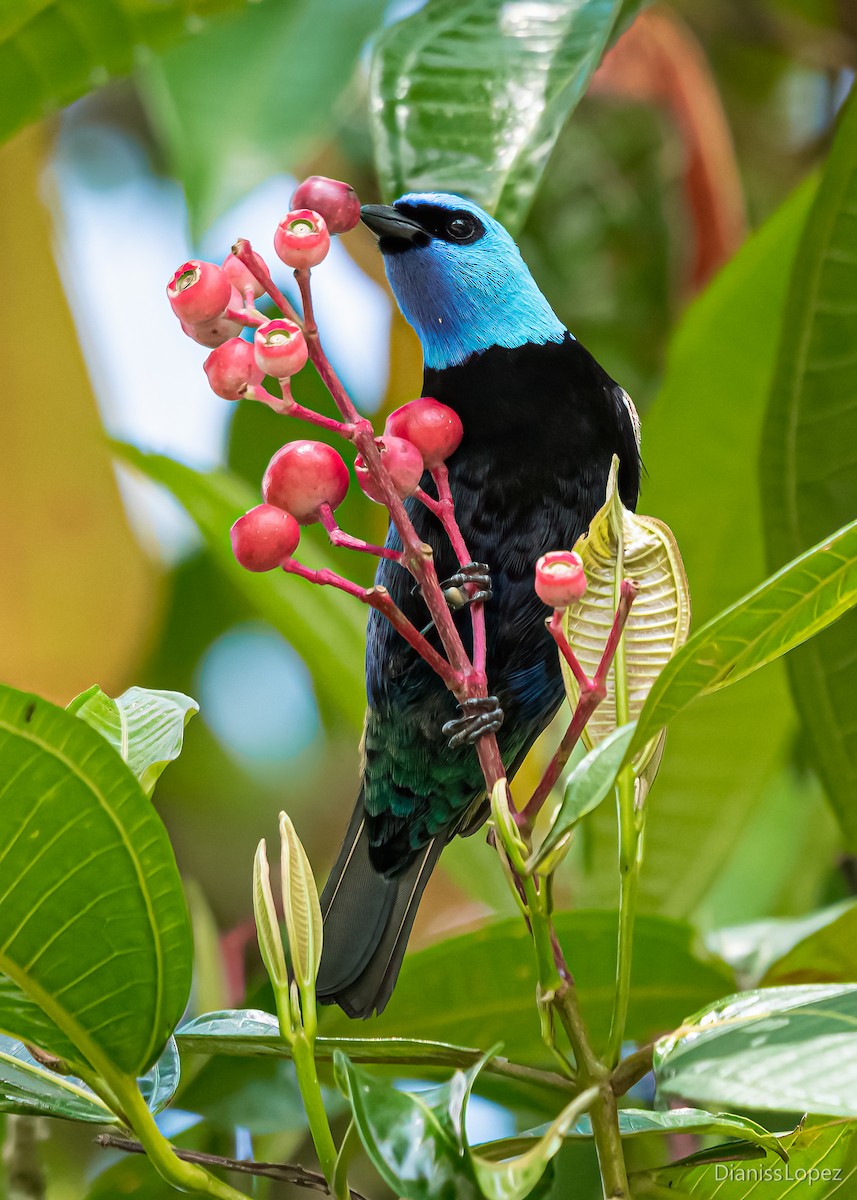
[316, 795, 443, 1019]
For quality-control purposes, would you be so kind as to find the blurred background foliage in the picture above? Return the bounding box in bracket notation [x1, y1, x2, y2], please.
[1, 0, 856, 1195]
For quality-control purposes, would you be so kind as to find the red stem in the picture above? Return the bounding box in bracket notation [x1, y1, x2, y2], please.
[318, 503, 402, 562]
[225, 305, 264, 328]
[232, 240, 302, 324]
[519, 583, 639, 832]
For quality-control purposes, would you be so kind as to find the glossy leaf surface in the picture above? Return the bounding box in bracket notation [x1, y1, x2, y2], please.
[655, 984, 857, 1116]
[68, 685, 198, 797]
[762, 93, 857, 849]
[0, 684, 192, 1076]
[371, 0, 629, 232]
[637, 1119, 857, 1198]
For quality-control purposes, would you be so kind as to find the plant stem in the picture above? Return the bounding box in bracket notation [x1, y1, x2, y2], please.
[318, 503, 402, 561]
[3, 1116, 46, 1200]
[589, 1085, 630, 1199]
[607, 581, 642, 1069]
[291, 1032, 344, 1198]
[108, 1073, 252, 1200]
[611, 1043, 654, 1096]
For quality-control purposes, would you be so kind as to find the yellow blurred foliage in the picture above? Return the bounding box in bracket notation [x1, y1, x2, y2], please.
[0, 125, 160, 703]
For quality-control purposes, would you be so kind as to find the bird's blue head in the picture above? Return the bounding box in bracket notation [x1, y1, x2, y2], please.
[361, 193, 567, 371]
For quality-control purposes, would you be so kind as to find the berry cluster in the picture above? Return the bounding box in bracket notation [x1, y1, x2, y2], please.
[165, 173, 615, 821]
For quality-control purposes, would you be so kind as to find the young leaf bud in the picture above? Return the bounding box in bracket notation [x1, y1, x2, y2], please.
[274, 209, 331, 270]
[262, 440, 349, 525]
[355, 436, 424, 503]
[290, 176, 361, 234]
[204, 337, 264, 400]
[385, 397, 464, 469]
[231, 504, 301, 571]
[535, 551, 587, 609]
[254, 318, 308, 379]
[167, 260, 231, 324]
[222, 251, 266, 299]
[279, 811, 323, 1000]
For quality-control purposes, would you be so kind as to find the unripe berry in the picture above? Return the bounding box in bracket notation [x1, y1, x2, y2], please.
[385, 397, 463, 469]
[222, 251, 266, 299]
[355, 436, 424, 504]
[291, 176, 361, 235]
[535, 551, 587, 609]
[231, 504, 301, 572]
[274, 209, 331, 270]
[181, 287, 243, 347]
[263, 440, 349, 525]
[204, 337, 264, 400]
[167, 260, 231, 324]
[254, 318, 308, 378]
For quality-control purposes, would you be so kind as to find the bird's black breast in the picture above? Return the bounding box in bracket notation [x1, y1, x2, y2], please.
[363, 334, 640, 872]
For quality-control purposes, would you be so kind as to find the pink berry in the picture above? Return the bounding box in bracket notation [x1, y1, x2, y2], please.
[262, 440, 349, 525]
[204, 337, 264, 401]
[222, 251, 266, 299]
[274, 209, 331, 270]
[355, 436, 424, 504]
[385, 397, 463, 469]
[231, 504, 301, 572]
[181, 286, 243, 347]
[254, 318, 308, 378]
[167, 260, 231, 324]
[535, 551, 587, 609]
[291, 176, 361, 235]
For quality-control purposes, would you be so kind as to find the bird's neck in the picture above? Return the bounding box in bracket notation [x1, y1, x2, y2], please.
[385, 257, 567, 370]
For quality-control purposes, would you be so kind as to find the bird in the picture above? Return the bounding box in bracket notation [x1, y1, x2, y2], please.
[316, 193, 641, 1018]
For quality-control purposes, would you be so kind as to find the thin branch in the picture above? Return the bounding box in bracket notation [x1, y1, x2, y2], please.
[95, 1137, 370, 1200]
[611, 1043, 654, 1097]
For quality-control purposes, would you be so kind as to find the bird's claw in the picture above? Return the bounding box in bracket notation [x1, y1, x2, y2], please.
[440, 561, 493, 610]
[415, 563, 493, 636]
[442, 695, 504, 750]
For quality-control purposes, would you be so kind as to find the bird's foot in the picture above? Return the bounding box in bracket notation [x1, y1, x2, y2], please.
[442, 695, 504, 750]
[416, 563, 493, 636]
[440, 562, 493, 611]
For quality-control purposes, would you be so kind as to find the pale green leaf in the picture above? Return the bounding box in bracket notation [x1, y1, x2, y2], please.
[68, 685, 197, 798]
[279, 812, 322, 992]
[252, 841, 288, 993]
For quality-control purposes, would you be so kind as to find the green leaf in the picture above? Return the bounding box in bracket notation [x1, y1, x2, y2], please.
[484, 1107, 784, 1161]
[335, 1052, 480, 1199]
[707, 900, 857, 989]
[68, 685, 198, 798]
[335, 1052, 592, 1200]
[527, 724, 636, 874]
[762, 93, 857, 849]
[0, 684, 192, 1077]
[0, 1032, 179, 1124]
[142, 0, 387, 234]
[323, 912, 734, 1063]
[112, 442, 365, 730]
[635, 1119, 857, 1199]
[654, 984, 857, 1116]
[471, 1086, 601, 1200]
[629, 517, 857, 758]
[370, 0, 630, 233]
[579, 180, 817, 920]
[0, 0, 248, 147]
[0, 1036, 113, 1123]
[253, 841, 288, 995]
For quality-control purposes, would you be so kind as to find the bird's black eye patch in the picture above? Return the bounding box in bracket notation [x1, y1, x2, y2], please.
[395, 203, 486, 247]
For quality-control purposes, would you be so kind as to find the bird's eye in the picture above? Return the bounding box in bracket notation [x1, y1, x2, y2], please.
[447, 215, 475, 241]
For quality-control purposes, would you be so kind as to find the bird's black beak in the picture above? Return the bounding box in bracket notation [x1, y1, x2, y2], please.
[360, 204, 428, 247]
